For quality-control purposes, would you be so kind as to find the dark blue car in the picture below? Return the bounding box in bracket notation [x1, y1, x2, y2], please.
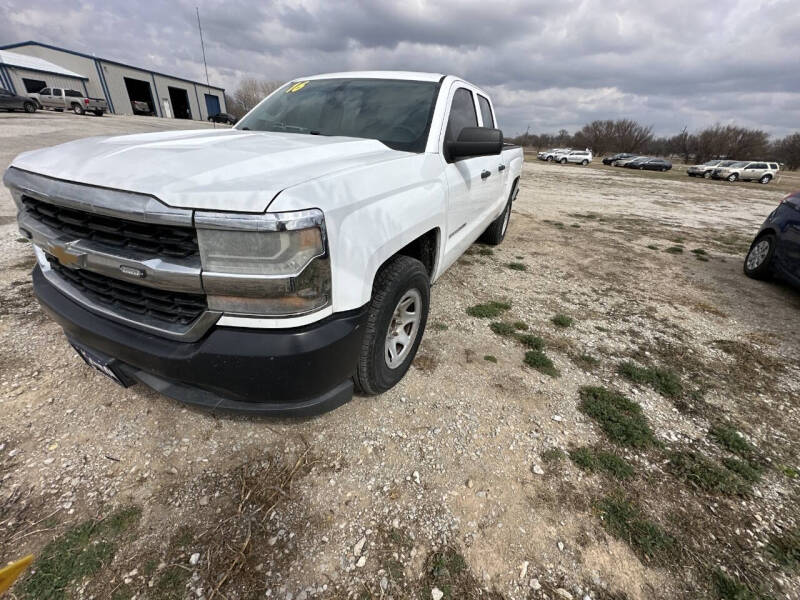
[744, 191, 800, 286]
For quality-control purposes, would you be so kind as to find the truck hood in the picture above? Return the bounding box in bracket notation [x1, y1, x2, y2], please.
[10, 128, 404, 212]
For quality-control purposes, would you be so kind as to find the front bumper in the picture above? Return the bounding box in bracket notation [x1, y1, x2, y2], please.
[33, 266, 368, 416]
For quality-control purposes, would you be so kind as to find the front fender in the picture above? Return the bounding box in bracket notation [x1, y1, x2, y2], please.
[269, 154, 447, 312]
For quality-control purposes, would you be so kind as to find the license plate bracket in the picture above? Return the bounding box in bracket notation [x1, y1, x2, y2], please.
[70, 342, 133, 388]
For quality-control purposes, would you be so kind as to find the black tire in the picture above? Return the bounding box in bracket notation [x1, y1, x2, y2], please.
[727, 173, 738, 182]
[661, 167, 667, 172]
[703, 171, 712, 179]
[23, 101, 36, 113]
[759, 174, 772, 184]
[559, 158, 567, 164]
[688, 173, 695, 177]
[94, 110, 104, 116]
[546, 156, 553, 162]
[581, 159, 589, 166]
[353, 255, 430, 395]
[72, 103, 84, 115]
[743, 233, 776, 279]
[479, 196, 512, 246]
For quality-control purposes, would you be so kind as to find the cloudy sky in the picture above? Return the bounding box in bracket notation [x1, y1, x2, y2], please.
[2, 0, 799, 137]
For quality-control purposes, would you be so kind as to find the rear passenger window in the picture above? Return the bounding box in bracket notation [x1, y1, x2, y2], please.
[477, 95, 494, 128]
[753, 163, 767, 169]
[53, 89, 62, 96]
[769, 163, 778, 169]
[445, 88, 478, 144]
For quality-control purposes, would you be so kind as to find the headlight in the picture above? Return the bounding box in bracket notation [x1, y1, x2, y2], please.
[195, 209, 331, 316]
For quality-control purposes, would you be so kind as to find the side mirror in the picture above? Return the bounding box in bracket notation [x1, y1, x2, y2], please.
[447, 127, 503, 161]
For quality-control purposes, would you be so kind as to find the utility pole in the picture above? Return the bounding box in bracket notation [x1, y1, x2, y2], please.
[196, 7, 214, 127]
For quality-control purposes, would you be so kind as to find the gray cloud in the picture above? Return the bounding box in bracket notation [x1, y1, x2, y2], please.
[1, 0, 798, 136]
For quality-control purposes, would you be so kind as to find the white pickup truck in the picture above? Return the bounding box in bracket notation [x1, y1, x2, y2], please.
[5, 71, 523, 415]
[30, 87, 107, 116]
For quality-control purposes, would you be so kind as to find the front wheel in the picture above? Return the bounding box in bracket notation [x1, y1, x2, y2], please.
[23, 101, 36, 113]
[354, 256, 430, 395]
[559, 158, 567, 164]
[581, 159, 589, 166]
[744, 234, 775, 279]
[703, 171, 712, 179]
[759, 175, 772, 184]
[546, 156, 553, 162]
[727, 174, 738, 182]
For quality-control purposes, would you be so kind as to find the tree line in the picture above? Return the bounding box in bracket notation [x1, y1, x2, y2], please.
[223, 79, 800, 171]
[508, 120, 800, 170]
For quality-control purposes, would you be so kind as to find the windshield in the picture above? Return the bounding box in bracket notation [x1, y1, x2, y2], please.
[236, 78, 440, 153]
[730, 161, 748, 167]
[719, 160, 737, 167]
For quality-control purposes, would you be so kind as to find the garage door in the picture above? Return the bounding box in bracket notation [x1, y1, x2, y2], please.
[205, 93, 220, 117]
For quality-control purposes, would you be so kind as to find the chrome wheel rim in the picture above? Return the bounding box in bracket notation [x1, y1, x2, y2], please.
[385, 289, 422, 369]
[746, 239, 770, 270]
[501, 204, 511, 236]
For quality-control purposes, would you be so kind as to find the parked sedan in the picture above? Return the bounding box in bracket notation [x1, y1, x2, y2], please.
[744, 191, 800, 287]
[614, 155, 645, 167]
[687, 159, 736, 178]
[602, 152, 636, 165]
[208, 112, 236, 125]
[623, 157, 652, 168]
[637, 158, 672, 172]
[0, 88, 37, 113]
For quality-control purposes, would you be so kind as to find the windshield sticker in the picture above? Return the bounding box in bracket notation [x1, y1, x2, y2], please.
[286, 81, 309, 93]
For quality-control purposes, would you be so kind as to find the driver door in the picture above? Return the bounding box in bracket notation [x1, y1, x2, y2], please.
[442, 86, 497, 260]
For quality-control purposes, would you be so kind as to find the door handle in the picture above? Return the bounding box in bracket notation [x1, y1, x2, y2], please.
[498, 165, 506, 172]
[481, 170, 491, 179]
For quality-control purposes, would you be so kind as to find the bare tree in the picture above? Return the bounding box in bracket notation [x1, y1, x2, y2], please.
[773, 133, 800, 170]
[612, 119, 654, 153]
[226, 79, 284, 119]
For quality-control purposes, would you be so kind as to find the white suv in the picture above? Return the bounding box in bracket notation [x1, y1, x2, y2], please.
[712, 161, 779, 184]
[556, 150, 593, 165]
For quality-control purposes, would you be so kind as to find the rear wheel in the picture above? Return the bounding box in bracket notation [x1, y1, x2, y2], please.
[660, 167, 667, 172]
[744, 234, 775, 279]
[581, 159, 589, 166]
[479, 196, 512, 246]
[727, 173, 738, 182]
[703, 171, 712, 179]
[546, 156, 553, 162]
[72, 103, 84, 115]
[559, 158, 567, 164]
[354, 256, 430, 395]
[23, 101, 36, 113]
[759, 174, 772, 184]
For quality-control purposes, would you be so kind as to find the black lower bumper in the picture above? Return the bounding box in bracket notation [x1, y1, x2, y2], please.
[33, 266, 368, 416]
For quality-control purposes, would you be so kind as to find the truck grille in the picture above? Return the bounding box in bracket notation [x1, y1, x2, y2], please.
[23, 196, 198, 258]
[45, 254, 207, 325]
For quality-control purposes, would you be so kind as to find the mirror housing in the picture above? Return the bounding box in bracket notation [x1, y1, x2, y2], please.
[447, 127, 503, 161]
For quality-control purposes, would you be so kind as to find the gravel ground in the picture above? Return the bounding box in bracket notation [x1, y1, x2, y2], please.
[1, 112, 799, 600]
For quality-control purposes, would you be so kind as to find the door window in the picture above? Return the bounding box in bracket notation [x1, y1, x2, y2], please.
[53, 89, 63, 97]
[445, 88, 478, 144]
[40, 88, 51, 95]
[752, 163, 767, 169]
[477, 95, 494, 128]
[65, 90, 82, 97]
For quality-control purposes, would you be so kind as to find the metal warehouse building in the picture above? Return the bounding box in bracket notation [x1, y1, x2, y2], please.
[0, 41, 226, 121]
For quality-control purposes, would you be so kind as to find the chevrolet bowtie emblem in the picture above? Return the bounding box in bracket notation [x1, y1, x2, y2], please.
[48, 244, 81, 267]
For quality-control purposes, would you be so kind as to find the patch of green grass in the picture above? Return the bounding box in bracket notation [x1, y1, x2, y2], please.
[668, 451, 749, 496]
[618, 361, 682, 398]
[524, 350, 559, 377]
[512, 321, 528, 330]
[483, 355, 497, 363]
[571, 223, 581, 228]
[423, 547, 469, 599]
[711, 569, 771, 600]
[766, 528, 800, 573]
[22, 506, 141, 600]
[551, 313, 573, 328]
[506, 261, 527, 271]
[541, 447, 566, 463]
[431, 322, 449, 331]
[722, 457, 763, 484]
[692, 248, 707, 255]
[595, 495, 674, 562]
[569, 447, 635, 480]
[477, 247, 494, 256]
[153, 565, 189, 600]
[578, 386, 656, 448]
[696, 255, 710, 262]
[466, 301, 511, 319]
[665, 246, 684, 254]
[779, 465, 798, 479]
[16, 237, 31, 243]
[572, 353, 600, 370]
[708, 424, 753, 458]
[489, 321, 516, 336]
[647, 244, 659, 250]
[515, 333, 544, 350]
